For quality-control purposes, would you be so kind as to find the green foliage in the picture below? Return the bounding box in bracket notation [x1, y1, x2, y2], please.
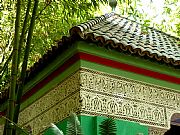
[27, 0, 102, 67]
[174, 7, 180, 37]
[0, 0, 106, 90]
[0, 0, 179, 133]
[0, 1, 15, 86]
[48, 123, 64, 135]
[141, 19, 151, 34]
[66, 113, 83, 135]
[99, 118, 117, 135]
[176, 23, 180, 37]
[114, 0, 180, 37]
[0, 0, 179, 90]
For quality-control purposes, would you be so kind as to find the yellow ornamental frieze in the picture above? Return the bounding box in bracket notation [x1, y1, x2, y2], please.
[80, 90, 167, 127]
[18, 71, 80, 125]
[18, 68, 180, 134]
[22, 91, 81, 135]
[79, 68, 180, 110]
[148, 127, 167, 135]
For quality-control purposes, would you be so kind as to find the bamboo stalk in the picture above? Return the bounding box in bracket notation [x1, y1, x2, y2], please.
[5, 0, 21, 135]
[13, 0, 39, 129]
[13, 0, 32, 126]
[17, 0, 32, 69]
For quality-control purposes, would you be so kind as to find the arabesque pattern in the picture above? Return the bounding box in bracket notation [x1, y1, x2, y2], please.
[148, 127, 167, 135]
[80, 68, 180, 109]
[18, 68, 180, 134]
[18, 71, 81, 134]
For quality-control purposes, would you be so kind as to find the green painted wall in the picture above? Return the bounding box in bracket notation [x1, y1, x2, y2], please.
[1, 40, 178, 111]
[0, 43, 79, 112]
[20, 60, 80, 110]
[26, 41, 178, 135]
[43, 115, 148, 135]
[1, 40, 178, 134]
[43, 118, 67, 135]
[80, 60, 180, 91]
[76, 41, 180, 78]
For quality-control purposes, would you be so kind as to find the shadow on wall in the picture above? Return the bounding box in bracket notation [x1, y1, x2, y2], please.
[164, 125, 180, 135]
[164, 113, 180, 135]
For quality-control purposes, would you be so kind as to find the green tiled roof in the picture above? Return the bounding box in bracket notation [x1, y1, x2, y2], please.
[70, 12, 180, 66]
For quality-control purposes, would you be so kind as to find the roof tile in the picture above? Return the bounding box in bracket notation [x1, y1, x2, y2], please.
[70, 12, 180, 66]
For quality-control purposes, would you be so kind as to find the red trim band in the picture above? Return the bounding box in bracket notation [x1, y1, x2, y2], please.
[22, 52, 180, 102]
[21, 53, 80, 102]
[79, 52, 180, 84]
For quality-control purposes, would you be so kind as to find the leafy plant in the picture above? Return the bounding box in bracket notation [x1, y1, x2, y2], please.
[0, 0, 179, 134]
[46, 115, 117, 135]
[99, 118, 117, 135]
[0, 0, 107, 134]
[141, 19, 151, 34]
[48, 123, 64, 135]
[66, 113, 83, 135]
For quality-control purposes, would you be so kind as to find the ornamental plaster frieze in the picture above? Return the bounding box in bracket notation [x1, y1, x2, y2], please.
[18, 68, 180, 134]
[148, 127, 167, 135]
[21, 92, 81, 135]
[80, 90, 167, 128]
[18, 71, 80, 125]
[79, 68, 180, 110]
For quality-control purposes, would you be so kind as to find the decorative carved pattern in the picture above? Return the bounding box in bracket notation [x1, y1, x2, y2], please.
[80, 68, 180, 110]
[79, 68, 180, 128]
[19, 71, 80, 133]
[22, 92, 81, 135]
[18, 68, 180, 134]
[80, 90, 167, 127]
[148, 127, 167, 135]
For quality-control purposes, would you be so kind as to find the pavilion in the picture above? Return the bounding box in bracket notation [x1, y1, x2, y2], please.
[0, 12, 180, 135]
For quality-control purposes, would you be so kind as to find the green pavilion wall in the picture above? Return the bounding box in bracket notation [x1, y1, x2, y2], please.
[44, 115, 148, 135]
[17, 41, 180, 135]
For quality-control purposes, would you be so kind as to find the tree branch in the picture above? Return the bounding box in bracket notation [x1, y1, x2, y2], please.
[36, 1, 52, 20]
